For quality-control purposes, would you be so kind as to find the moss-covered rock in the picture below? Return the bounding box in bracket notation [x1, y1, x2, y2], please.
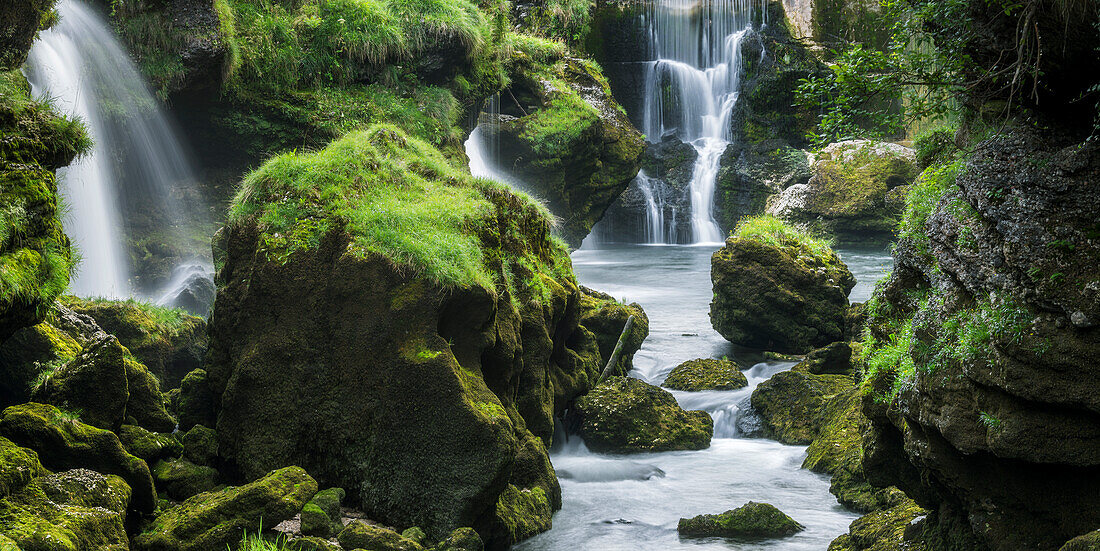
[118, 424, 184, 463]
[205, 125, 613, 545]
[483, 42, 644, 246]
[0, 469, 131, 551]
[152, 458, 218, 501]
[792, 341, 859, 376]
[337, 521, 425, 551]
[663, 358, 747, 391]
[678, 501, 804, 539]
[60, 297, 209, 389]
[1, 304, 97, 408]
[286, 537, 342, 551]
[577, 287, 649, 376]
[572, 377, 712, 453]
[0, 437, 44, 498]
[300, 487, 345, 538]
[1061, 530, 1100, 551]
[826, 498, 926, 551]
[433, 527, 484, 551]
[176, 369, 215, 432]
[181, 425, 216, 466]
[715, 142, 813, 234]
[768, 140, 917, 242]
[134, 466, 316, 551]
[750, 370, 854, 445]
[30, 334, 130, 431]
[710, 215, 855, 353]
[0, 402, 156, 513]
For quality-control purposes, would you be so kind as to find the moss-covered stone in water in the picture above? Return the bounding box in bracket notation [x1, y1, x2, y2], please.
[578, 287, 649, 376]
[300, 487, 345, 538]
[491, 485, 552, 545]
[0, 402, 157, 513]
[677, 501, 804, 538]
[152, 458, 219, 501]
[133, 466, 316, 551]
[119, 424, 184, 463]
[181, 425, 217, 466]
[0, 437, 44, 497]
[750, 370, 854, 445]
[710, 215, 855, 354]
[663, 358, 748, 391]
[792, 341, 858, 376]
[573, 377, 713, 453]
[827, 498, 926, 551]
[60, 297, 208, 389]
[0, 469, 131, 551]
[336, 521, 425, 551]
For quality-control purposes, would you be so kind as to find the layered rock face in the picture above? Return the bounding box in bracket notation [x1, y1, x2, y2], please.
[483, 47, 644, 247]
[597, 137, 696, 243]
[204, 126, 643, 548]
[861, 127, 1100, 550]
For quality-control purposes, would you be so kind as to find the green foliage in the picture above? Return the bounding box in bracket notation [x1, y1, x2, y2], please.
[232, 530, 289, 551]
[65, 296, 190, 331]
[532, 0, 593, 44]
[978, 411, 1001, 430]
[913, 126, 959, 168]
[898, 159, 961, 253]
[733, 214, 835, 258]
[862, 317, 916, 399]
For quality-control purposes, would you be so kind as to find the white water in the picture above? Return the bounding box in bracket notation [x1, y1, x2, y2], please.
[25, 0, 197, 298]
[638, 0, 762, 244]
[515, 244, 892, 550]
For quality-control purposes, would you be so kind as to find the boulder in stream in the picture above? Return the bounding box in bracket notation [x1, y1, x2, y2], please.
[662, 358, 747, 391]
[571, 377, 713, 453]
[678, 501, 804, 538]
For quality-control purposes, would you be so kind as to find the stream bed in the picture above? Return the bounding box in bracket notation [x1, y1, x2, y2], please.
[516, 244, 892, 550]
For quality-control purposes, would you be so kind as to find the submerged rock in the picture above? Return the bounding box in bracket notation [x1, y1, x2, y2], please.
[710, 216, 855, 353]
[133, 466, 316, 551]
[572, 377, 713, 453]
[0, 469, 132, 551]
[662, 358, 748, 391]
[0, 402, 157, 513]
[678, 501, 804, 538]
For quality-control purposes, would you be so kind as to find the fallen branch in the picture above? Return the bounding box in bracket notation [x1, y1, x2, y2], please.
[597, 315, 635, 385]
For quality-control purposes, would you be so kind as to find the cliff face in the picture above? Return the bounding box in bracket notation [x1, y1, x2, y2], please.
[860, 126, 1100, 550]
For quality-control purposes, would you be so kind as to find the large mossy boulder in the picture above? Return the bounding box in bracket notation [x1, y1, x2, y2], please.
[710, 215, 855, 353]
[663, 358, 748, 391]
[133, 466, 316, 551]
[678, 501, 804, 539]
[0, 303, 93, 408]
[337, 521, 425, 551]
[0, 436, 45, 497]
[61, 297, 208, 389]
[768, 140, 917, 242]
[750, 370, 853, 445]
[577, 287, 648, 375]
[204, 125, 612, 545]
[118, 424, 183, 463]
[482, 40, 644, 246]
[0, 469, 132, 551]
[572, 377, 713, 453]
[0, 402, 157, 513]
[30, 333, 130, 431]
[152, 458, 219, 501]
[300, 487, 345, 538]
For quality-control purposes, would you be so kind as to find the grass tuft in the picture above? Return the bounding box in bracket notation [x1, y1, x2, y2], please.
[733, 214, 835, 257]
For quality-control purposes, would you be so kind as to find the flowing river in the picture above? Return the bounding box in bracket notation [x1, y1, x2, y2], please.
[516, 244, 892, 550]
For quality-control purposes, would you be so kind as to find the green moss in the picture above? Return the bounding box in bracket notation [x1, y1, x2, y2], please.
[678, 501, 804, 538]
[493, 484, 552, 544]
[0, 436, 45, 498]
[574, 377, 713, 453]
[118, 424, 184, 463]
[662, 358, 748, 391]
[299, 487, 343, 538]
[734, 214, 834, 258]
[335, 520, 425, 551]
[152, 458, 219, 501]
[0, 469, 132, 551]
[898, 160, 961, 254]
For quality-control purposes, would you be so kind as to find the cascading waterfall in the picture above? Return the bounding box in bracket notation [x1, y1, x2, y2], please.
[640, 0, 762, 244]
[25, 0, 198, 298]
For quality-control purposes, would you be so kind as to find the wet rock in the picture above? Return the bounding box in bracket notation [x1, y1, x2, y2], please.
[826, 498, 926, 551]
[577, 286, 649, 376]
[0, 469, 131, 550]
[1061, 530, 1100, 551]
[677, 501, 804, 538]
[286, 536, 342, 551]
[750, 370, 854, 445]
[662, 358, 748, 391]
[0, 402, 156, 513]
[337, 521, 425, 551]
[572, 377, 713, 453]
[710, 219, 856, 353]
[118, 424, 184, 463]
[133, 466, 316, 551]
[152, 458, 218, 501]
[768, 140, 916, 243]
[156, 264, 216, 318]
[715, 141, 813, 233]
[598, 136, 697, 243]
[176, 369, 215, 432]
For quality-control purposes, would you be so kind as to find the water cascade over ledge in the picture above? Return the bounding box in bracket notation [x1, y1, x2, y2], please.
[25, 0, 199, 298]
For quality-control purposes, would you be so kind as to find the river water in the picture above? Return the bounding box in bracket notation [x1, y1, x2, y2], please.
[516, 244, 891, 550]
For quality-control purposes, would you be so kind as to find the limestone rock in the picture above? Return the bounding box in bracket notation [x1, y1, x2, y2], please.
[750, 370, 854, 445]
[337, 521, 424, 551]
[118, 424, 183, 463]
[152, 458, 218, 501]
[0, 469, 131, 551]
[678, 501, 804, 538]
[572, 377, 713, 453]
[662, 358, 748, 391]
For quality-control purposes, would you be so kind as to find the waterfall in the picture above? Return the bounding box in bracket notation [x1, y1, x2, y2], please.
[25, 0, 198, 298]
[635, 171, 665, 244]
[640, 0, 760, 244]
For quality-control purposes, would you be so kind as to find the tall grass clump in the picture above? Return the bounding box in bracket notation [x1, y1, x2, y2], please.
[733, 214, 835, 258]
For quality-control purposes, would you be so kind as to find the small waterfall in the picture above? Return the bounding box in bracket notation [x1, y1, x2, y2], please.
[25, 0, 198, 298]
[639, 0, 761, 244]
[635, 171, 666, 244]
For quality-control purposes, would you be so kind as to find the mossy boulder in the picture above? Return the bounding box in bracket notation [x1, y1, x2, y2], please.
[176, 369, 215, 432]
[792, 341, 859, 376]
[768, 141, 917, 242]
[0, 437, 44, 497]
[181, 425, 217, 466]
[287, 537, 342, 551]
[484, 44, 644, 246]
[572, 377, 713, 453]
[118, 424, 184, 463]
[0, 69, 87, 343]
[30, 334, 130, 431]
[433, 527, 484, 551]
[337, 521, 425, 551]
[61, 297, 208, 389]
[715, 142, 813, 234]
[300, 487, 345, 538]
[677, 501, 804, 539]
[0, 469, 131, 551]
[1, 303, 96, 408]
[710, 216, 855, 353]
[577, 287, 649, 376]
[133, 466, 317, 551]
[750, 370, 854, 445]
[1061, 531, 1100, 551]
[152, 458, 219, 501]
[826, 498, 926, 551]
[0, 402, 157, 513]
[0, 0, 54, 69]
[663, 358, 748, 391]
[204, 125, 608, 545]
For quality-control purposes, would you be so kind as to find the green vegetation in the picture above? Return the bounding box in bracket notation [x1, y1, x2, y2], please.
[897, 159, 961, 253]
[233, 531, 290, 551]
[733, 214, 835, 258]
